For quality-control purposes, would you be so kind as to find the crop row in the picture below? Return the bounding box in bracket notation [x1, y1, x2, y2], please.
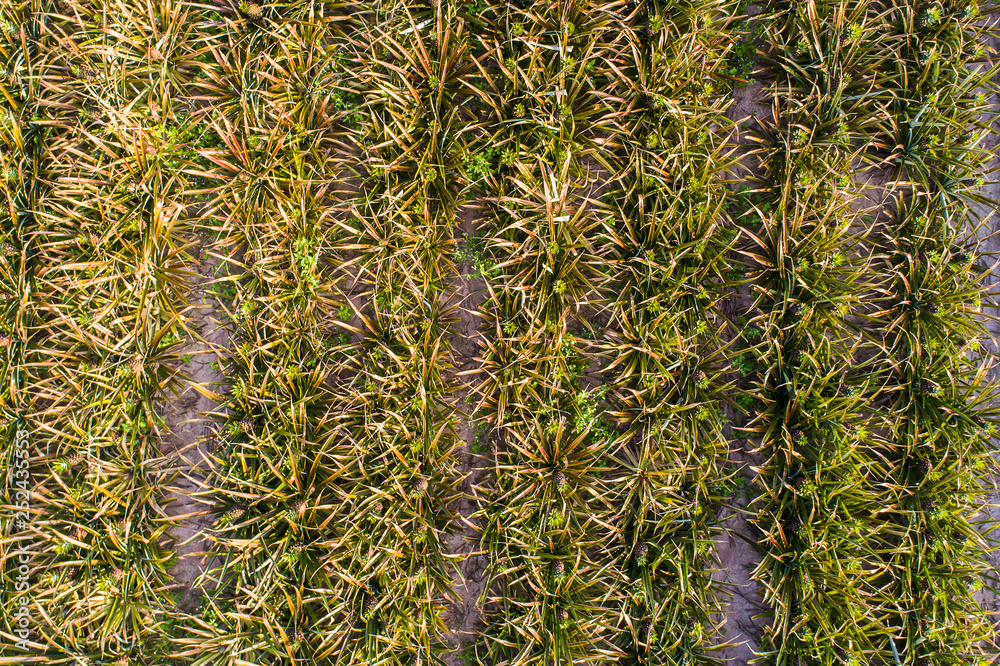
[470, 0, 744, 663]
[2, 1, 188, 661]
[177, 4, 472, 665]
[745, 0, 997, 664]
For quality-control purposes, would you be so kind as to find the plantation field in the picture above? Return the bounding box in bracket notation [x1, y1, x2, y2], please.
[2, 0, 1000, 665]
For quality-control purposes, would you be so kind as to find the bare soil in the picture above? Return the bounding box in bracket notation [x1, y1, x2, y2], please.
[440, 204, 491, 660]
[159, 228, 229, 612]
[972, 28, 1000, 634]
[713, 75, 773, 666]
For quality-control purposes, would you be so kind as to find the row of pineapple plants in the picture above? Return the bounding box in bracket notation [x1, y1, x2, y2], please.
[593, 0, 744, 661]
[2, 0, 191, 661]
[468, 3, 620, 662]
[868, 195, 995, 666]
[748, 0, 895, 663]
[749, 0, 1000, 663]
[322, 3, 472, 662]
[175, 4, 372, 661]
[864, 0, 997, 662]
[178, 1, 471, 663]
[1, 3, 42, 657]
[467, 0, 746, 662]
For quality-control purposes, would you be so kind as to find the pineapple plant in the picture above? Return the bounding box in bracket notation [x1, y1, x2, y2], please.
[412, 475, 429, 495]
[633, 541, 649, 567]
[237, 0, 263, 20]
[551, 470, 567, 493]
[224, 503, 247, 522]
[127, 355, 143, 375]
[363, 595, 379, 620]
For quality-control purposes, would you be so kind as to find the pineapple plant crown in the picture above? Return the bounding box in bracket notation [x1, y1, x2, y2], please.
[958, 2, 978, 19]
[786, 515, 803, 534]
[127, 355, 143, 374]
[362, 595, 379, 619]
[238, 0, 263, 20]
[694, 369, 708, 388]
[224, 503, 247, 522]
